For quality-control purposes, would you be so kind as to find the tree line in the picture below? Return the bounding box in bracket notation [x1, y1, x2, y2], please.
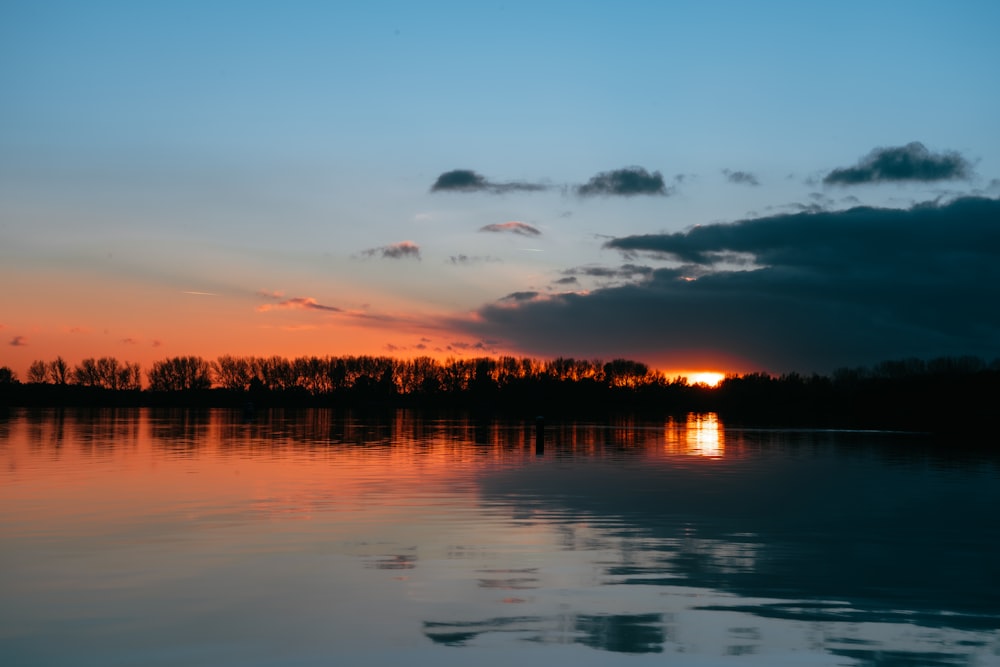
[4, 354, 671, 394]
[2, 353, 998, 433]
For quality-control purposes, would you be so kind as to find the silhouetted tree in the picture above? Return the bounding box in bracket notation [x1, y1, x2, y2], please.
[72, 358, 102, 387]
[603, 359, 649, 389]
[292, 356, 332, 395]
[95, 357, 141, 390]
[148, 356, 212, 391]
[0, 366, 17, 384]
[49, 356, 70, 385]
[27, 360, 48, 384]
[212, 355, 254, 391]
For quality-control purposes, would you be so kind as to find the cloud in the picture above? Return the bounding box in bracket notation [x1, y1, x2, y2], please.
[257, 297, 342, 313]
[723, 169, 760, 186]
[823, 142, 972, 185]
[563, 264, 654, 281]
[256, 289, 285, 299]
[577, 167, 670, 197]
[453, 197, 1000, 373]
[359, 241, 421, 260]
[121, 337, 138, 345]
[449, 254, 502, 265]
[9, 335, 27, 346]
[479, 221, 542, 236]
[430, 169, 547, 194]
[500, 291, 541, 302]
[446, 339, 498, 353]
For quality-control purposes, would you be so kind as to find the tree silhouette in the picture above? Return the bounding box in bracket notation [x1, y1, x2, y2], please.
[148, 356, 211, 391]
[27, 360, 48, 384]
[0, 366, 17, 384]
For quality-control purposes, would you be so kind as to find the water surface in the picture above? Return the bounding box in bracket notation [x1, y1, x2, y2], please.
[2, 409, 998, 666]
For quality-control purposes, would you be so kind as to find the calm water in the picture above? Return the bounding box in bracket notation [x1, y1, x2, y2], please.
[2, 408, 998, 666]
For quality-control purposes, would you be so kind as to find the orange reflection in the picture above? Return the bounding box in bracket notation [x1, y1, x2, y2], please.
[663, 412, 725, 457]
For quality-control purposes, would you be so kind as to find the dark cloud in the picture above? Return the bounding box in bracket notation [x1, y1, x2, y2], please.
[431, 169, 488, 191]
[359, 241, 421, 260]
[431, 169, 547, 194]
[257, 297, 342, 313]
[823, 142, 972, 185]
[577, 167, 670, 197]
[479, 221, 542, 236]
[723, 169, 760, 186]
[563, 264, 654, 280]
[453, 197, 1000, 373]
[500, 291, 541, 302]
[446, 340, 498, 353]
[9, 335, 27, 346]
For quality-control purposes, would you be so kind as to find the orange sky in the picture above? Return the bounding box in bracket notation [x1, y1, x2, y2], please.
[1, 263, 735, 385]
[5, 5, 996, 385]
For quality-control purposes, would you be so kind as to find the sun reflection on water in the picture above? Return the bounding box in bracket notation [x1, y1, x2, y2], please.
[664, 412, 725, 457]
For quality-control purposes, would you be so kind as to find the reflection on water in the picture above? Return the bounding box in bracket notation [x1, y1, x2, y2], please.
[664, 412, 725, 457]
[1, 408, 999, 666]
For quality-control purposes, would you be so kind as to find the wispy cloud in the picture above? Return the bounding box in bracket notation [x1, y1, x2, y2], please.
[479, 221, 542, 236]
[577, 167, 670, 196]
[9, 335, 27, 346]
[359, 241, 422, 260]
[449, 254, 502, 265]
[430, 169, 548, 194]
[257, 297, 342, 313]
[824, 142, 972, 185]
[454, 196, 1000, 373]
[445, 339, 498, 353]
[562, 264, 654, 281]
[499, 291, 541, 303]
[723, 169, 760, 186]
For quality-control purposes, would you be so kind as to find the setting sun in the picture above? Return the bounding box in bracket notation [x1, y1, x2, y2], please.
[686, 372, 725, 387]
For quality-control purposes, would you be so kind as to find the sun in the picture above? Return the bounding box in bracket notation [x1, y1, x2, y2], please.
[686, 372, 725, 387]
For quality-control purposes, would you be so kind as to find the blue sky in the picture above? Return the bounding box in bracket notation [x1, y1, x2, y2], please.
[2, 0, 999, 377]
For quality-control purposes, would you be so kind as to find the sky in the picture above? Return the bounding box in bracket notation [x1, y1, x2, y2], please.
[2, 0, 999, 380]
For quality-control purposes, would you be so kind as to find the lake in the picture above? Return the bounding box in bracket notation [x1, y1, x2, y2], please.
[2, 408, 998, 666]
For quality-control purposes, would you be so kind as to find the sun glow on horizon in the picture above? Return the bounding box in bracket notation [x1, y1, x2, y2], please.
[685, 371, 725, 387]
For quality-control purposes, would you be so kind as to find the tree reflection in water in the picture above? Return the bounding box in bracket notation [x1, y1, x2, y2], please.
[424, 612, 668, 654]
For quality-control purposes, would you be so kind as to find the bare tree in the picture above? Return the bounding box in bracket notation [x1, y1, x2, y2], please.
[28, 360, 49, 384]
[213, 355, 254, 391]
[73, 358, 101, 387]
[148, 356, 212, 391]
[49, 356, 69, 384]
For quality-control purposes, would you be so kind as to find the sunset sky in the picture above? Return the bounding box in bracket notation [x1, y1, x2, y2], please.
[3, 0, 999, 380]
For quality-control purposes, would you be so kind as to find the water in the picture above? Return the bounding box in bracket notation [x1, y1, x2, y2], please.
[1, 408, 998, 666]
